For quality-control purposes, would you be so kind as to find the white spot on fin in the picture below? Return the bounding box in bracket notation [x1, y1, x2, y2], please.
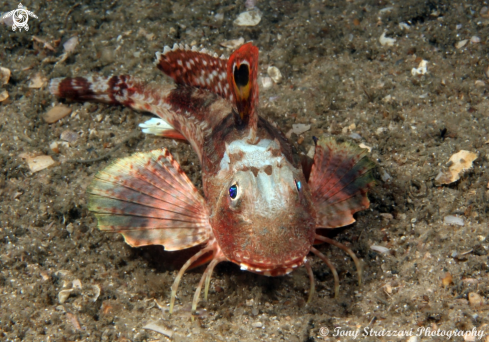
[139, 118, 174, 136]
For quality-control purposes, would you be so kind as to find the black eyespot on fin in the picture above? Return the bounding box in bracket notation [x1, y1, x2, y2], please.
[234, 64, 249, 88]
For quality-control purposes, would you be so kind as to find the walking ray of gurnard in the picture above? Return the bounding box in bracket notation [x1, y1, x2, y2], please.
[50, 42, 375, 316]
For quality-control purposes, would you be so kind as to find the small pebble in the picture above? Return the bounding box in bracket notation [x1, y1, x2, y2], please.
[72, 279, 82, 289]
[261, 76, 273, 90]
[468, 292, 483, 307]
[0, 89, 8, 102]
[142, 323, 173, 338]
[399, 22, 410, 30]
[380, 170, 392, 182]
[376, 127, 386, 134]
[28, 72, 47, 88]
[370, 245, 390, 254]
[58, 289, 73, 304]
[379, 31, 396, 46]
[66, 223, 74, 234]
[411, 60, 428, 76]
[60, 130, 78, 143]
[481, 6, 489, 17]
[444, 215, 464, 226]
[286, 124, 310, 139]
[43, 105, 72, 123]
[251, 322, 263, 328]
[220, 37, 244, 49]
[349, 133, 362, 140]
[0, 66, 11, 85]
[442, 273, 453, 287]
[234, 8, 262, 26]
[455, 39, 468, 49]
[359, 143, 372, 152]
[470, 36, 481, 44]
[267, 66, 283, 83]
[23, 155, 56, 173]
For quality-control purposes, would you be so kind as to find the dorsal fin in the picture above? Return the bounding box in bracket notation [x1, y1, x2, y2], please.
[155, 44, 232, 101]
[227, 42, 259, 142]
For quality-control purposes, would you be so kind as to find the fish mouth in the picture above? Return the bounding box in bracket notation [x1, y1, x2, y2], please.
[236, 254, 308, 277]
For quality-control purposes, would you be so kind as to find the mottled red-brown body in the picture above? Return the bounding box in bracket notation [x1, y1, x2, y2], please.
[50, 42, 375, 315]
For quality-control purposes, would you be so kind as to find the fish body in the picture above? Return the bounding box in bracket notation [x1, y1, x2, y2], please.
[50, 42, 375, 314]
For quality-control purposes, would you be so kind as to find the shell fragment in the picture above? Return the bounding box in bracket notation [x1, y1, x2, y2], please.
[267, 66, 283, 83]
[43, 105, 72, 123]
[0, 67, 11, 85]
[234, 8, 262, 26]
[435, 150, 477, 185]
[379, 32, 396, 46]
[220, 37, 245, 49]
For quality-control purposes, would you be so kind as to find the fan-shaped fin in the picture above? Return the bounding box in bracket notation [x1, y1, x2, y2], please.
[309, 136, 375, 228]
[88, 149, 211, 250]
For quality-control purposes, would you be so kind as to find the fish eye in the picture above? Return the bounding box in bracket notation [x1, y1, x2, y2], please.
[229, 184, 238, 199]
[295, 180, 302, 192]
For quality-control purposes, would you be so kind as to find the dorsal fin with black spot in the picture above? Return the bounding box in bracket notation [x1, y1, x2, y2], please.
[155, 44, 233, 102]
[156, 42, 260, 141]
[226, 42, 259, 141]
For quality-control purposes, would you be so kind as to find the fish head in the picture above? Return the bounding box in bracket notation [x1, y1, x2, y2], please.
[210, 138, 316, 276]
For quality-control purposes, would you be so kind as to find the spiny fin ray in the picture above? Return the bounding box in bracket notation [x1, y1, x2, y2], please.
[155, 46, 232, 101]
[308, 136, 375, 228]
[88, 149, 211, 250]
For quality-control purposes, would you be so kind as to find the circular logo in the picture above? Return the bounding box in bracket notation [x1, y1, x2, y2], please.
[3, 3, 38, 32]
[12, 9, 28, 30]
[319, 327, 329, 336]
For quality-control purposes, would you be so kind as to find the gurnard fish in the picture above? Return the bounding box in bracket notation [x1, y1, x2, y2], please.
[50, 42, 375, 315]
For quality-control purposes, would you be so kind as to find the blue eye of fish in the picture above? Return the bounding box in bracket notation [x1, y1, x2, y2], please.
[229, 184, 238, 199]
[295, 180, 302, 191]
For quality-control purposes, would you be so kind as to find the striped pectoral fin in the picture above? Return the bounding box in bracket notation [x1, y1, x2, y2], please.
[87, 149, 211, 250]
[308, 136, 375, 228]
[156, 44, 232, 101]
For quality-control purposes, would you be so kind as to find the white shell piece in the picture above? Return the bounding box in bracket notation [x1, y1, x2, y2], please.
[234, 8, 262, 26]
[267, 66, 283, 83]
[370, 245, 390, 254]
[220, 37, 244, 49]
[379, 31, 396, 46]
[143, 323, 174, 338]
[91, 284, 101, 302]
[455, 39, 468, 49]
[72, 279, 82, 290]
[261, 76, 273, 89]
[411, 60, 428, 76]
[399, 22, 410, 30]
[58, 289, 73, 304]
[444, 215, 464, 226]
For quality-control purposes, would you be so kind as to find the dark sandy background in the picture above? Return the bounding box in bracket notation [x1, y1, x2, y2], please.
[1, 0, 489, 341]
